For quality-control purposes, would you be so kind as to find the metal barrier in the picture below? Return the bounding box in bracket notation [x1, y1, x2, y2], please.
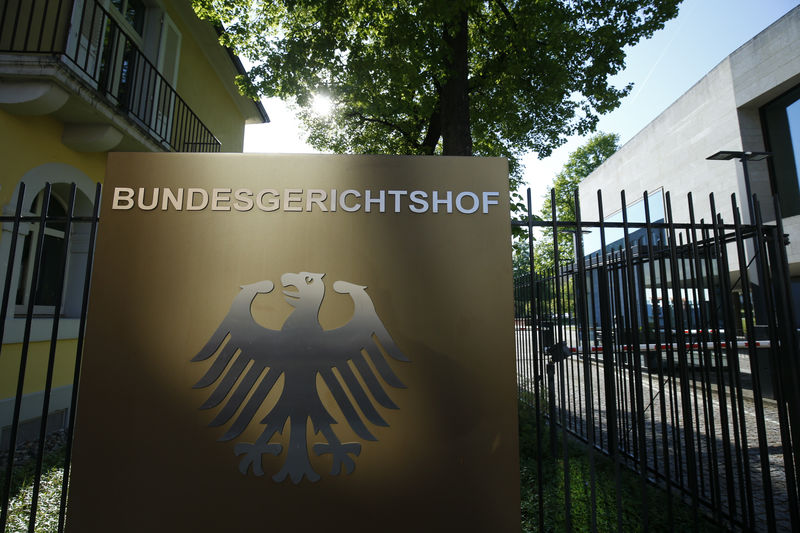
[0, 183, 100, 533]
[0, 0, 221, 152]
[1, 177, 798, 532]
[515, 187, 800, 531]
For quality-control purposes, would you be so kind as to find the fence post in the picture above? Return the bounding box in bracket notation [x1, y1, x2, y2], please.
[547, 360, 557, 455]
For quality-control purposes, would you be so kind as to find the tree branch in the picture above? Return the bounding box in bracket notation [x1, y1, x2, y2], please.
[492, 0, 517, 30]
[345, 111, 421, 148]
[469, 2, 545, 94]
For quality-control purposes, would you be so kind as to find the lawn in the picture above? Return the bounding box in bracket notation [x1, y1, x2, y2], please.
[1, 446, 65, 533]
[519, 400, 724, 532]
[2, 406, 725, 532]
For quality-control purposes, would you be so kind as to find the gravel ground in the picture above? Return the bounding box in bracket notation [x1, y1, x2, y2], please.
[0, 429, 67, 472]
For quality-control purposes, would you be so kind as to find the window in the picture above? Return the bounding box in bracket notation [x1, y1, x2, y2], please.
[0, 166, 96, 342]
[3, 172, 96, 322]
[787, 99, 800, 189]
[67, 1, 181, 88]
[110, 0, 147, 38]
[15, 190, 69, 313]
[65, 0, 183, 146]
[582, 189, 666, 257]
[761, 84, 800, 218]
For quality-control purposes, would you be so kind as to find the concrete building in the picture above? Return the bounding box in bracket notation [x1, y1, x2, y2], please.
[579, 5, 800, 323]
[0, 0, 268, 448]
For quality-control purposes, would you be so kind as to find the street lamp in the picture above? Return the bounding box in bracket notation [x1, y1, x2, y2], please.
[706, 150, 772, 328]
[706, 150, 772, 224]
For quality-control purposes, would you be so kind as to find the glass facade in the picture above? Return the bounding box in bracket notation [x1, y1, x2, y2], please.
[761, 84, 800, 217]
[787, 98, 800, 185]
[582, 189, 666, 256]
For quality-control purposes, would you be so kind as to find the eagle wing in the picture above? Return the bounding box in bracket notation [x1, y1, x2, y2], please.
[317, 281, 409, 441]
[191, 279, 409, 446]
[191, 281, 285, 441]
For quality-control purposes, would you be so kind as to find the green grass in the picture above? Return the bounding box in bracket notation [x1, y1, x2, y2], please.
[1, 447, 66, 533]
[2, 411, 726, 532]
[519, 401, 724, 532]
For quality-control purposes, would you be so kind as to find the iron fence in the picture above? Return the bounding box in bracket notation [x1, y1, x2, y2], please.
[0, 0, 221, 153]
[0, 183, 100, 533]
[515, 187, 800, 531]
[1, 177, 798, 532]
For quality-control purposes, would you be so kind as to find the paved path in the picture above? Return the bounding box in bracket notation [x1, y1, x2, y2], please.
[515, 328, 792, 532]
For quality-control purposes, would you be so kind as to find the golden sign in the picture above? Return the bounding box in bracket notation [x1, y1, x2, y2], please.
[66, 153, 519, 532]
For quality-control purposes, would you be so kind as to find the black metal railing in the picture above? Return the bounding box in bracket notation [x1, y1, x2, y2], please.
[515, 188, 800, 531]
[0, 0, 221, 152]
[0, 182, 100, 533]
[2, 180, 797, 532]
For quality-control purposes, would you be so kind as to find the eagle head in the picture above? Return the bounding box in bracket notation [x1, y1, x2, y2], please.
[280, 272, 325, 308]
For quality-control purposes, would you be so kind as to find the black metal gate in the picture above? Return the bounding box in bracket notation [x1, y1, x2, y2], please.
[0, 182, 100, 533]
[515, 187, 800, 532]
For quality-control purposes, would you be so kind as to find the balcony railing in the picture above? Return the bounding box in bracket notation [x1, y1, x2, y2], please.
[0, 0, 221, 153]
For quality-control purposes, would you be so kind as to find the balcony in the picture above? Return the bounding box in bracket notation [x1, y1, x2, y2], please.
[0, 0, 221, 152]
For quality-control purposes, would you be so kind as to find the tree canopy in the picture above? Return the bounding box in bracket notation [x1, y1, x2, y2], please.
[533, 131, 620, 270]
[194, 0, 679, 196]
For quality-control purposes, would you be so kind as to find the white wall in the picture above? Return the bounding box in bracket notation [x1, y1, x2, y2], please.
[579, 7, 800, 270]
[579, 58, 744, 224]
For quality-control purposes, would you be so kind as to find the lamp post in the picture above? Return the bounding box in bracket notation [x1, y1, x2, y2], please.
[706, 150, 772, 224]
[706, 150, 772, 330]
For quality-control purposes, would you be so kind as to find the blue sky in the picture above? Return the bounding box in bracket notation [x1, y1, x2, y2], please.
[243, 0, 799, 210]
[599, 0, 797, 145]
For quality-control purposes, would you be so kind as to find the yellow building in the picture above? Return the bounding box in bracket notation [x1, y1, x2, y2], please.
[0, 0, 267, 448]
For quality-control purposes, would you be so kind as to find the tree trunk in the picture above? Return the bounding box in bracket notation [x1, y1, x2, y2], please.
[441, 10, 472, 156]
[421, 98, 442, 155]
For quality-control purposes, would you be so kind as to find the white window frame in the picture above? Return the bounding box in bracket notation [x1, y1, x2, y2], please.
[14, 189, 69, 317]
[0, 165, 97, 343]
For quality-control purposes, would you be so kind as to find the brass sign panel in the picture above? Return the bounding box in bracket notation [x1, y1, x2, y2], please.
[66, 153, 519, 532]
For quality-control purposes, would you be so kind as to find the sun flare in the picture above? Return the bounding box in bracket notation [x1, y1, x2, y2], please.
[311, 94, 333, 116]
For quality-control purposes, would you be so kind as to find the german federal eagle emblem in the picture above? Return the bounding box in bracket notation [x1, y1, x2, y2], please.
[191, 272, 408, 483]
